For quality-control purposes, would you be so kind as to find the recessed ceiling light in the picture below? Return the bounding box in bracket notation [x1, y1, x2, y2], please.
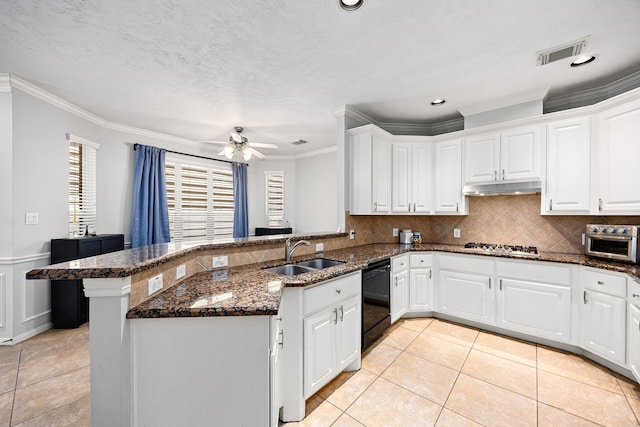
[339, 0, 364, 11]
[431, 98, 446, 106]
[570, 55, 596, 67]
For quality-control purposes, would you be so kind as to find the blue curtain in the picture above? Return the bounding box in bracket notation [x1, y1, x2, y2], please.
[130, 145, 170, 248]
[232, 162, 249, 238]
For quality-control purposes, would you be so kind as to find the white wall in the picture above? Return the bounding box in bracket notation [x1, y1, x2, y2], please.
[247, 158, 296, 233]
[295, 150, 338, 233]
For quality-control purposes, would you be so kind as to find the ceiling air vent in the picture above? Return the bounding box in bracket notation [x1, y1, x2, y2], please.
[536, 36, 590, 66]
[291, 139, 308, 145]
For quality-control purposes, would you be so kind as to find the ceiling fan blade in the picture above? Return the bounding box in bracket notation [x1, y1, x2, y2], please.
[230, 132, 243, 143]
[217, 150, 226, 156]
[250, 148, 266, 159]
[194, 140, 229, 145]
[250, 142, 278, 149]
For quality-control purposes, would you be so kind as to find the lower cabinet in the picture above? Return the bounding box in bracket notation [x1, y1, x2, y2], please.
[303, 278, 361, 398]
[628, 302, 640, 383]
[495, 259, 572, 342]
[439, 270, 493, 323]
[409, 253, 433, 312]
[391, 254, 409, 323]
[270, 316, 284, 427]
[581, 269, 627, 365]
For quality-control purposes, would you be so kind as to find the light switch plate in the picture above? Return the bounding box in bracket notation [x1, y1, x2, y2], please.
[392, 228, 398, 237]
[148, 274, 163, 295]
[453, 228, 461, 238]
[349, 229, 355, 240]
[212, 255, 228, 268]
[25, 212, 39, 225]
[316, 243, 324, 252]
[176, 264, 186, 279]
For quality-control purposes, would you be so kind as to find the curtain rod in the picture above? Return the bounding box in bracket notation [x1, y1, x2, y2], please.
[133, 143, 248, 166]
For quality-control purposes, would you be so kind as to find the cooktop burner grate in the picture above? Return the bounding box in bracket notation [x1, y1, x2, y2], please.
[464, 242, 539, 257]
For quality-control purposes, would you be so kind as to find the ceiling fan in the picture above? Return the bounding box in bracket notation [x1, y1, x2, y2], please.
[197, 126, 277, 161]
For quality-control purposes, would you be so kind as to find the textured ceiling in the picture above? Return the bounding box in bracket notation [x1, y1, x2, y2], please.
[1, 0, 640, 155]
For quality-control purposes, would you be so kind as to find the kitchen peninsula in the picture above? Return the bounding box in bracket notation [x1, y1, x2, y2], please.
[27, 234, 640, 426]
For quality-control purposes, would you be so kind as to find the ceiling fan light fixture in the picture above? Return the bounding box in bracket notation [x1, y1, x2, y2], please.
[242, 146, 252, 161]
[431, 98, 446, 106]
[224, 145, 234, 159]
[570, 55, 596, 67]
[339, 0, 364, 11]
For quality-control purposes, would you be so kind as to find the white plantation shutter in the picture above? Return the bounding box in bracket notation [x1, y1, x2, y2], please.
[68, 138, 98, 236]
[265, 171, 285, 227]
[165, 159, 235, 242]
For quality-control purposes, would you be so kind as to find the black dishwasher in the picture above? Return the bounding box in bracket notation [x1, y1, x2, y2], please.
[362, 259, 391, 349]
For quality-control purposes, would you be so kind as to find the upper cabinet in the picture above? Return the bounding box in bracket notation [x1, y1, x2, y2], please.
[595, 99, 640, 214]
[543, 117, 591, 214]
[435, 139, 466, 214]
[391, 140, 434, 213]
[349, 125, 392, 214]
[464, 125, 542, 185]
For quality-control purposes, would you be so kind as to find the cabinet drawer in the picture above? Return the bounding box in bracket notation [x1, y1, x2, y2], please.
[304, 273, 360, 316]
[439, 253, 494, 275]
[497, 259, 571, 285]
[410, 253, 432, 268]
[583, 268, 626, 297]
[392, 254, 409, 272]
[629, 278, 640, 308]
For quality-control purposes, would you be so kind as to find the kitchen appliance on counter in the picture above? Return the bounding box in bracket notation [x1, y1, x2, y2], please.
[400, 229, 413, 244]
[361, 259, 391, 349]
[463, 242, 539, 258]
[585, 224, 640, 263]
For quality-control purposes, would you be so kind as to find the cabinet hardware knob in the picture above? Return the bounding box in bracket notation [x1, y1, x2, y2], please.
[584, 290, 588, 304]
[549, 199, 553, 211]
[499, 279, 503, 291]
[597, 280, 604, 285]
[633, 293, 640, 298]
[456, 202, 459, 212]
[502, 169, 505, 180]
[336, 289, 341, 294]
[333, 308, 338, 324]
[339, 306, 344, 321]
[278, 330, 284, 348]
[429, 270, 432, 279]
[494, 170, 497, 181]
[598, 198, 603, 211]
[489, 278, 492, 289]
[374, 202, 378, 211]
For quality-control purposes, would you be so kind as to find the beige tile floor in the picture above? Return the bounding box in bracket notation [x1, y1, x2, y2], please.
[0, 323, 90, 427]
[284, 318, 640, 427]
[2, 319, 640, 426]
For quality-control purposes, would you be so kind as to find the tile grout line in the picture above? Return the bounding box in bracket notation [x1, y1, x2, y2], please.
[9, 346, 23, 427]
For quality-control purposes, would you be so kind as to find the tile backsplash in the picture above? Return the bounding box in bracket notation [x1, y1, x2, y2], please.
[346, 194, 640, 254]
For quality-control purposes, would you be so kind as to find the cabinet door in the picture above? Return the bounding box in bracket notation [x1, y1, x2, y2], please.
[391, 270, 408, 323]
[596, 101, 640, 214]
[371, 135, 391, 213]
[409, 268, 433, 311]
[435, 139, 464, 214]
[411, 143, 433, 213]
[270, 316, 283, 427]
[337, 295, 361, 371]
[545, 118, 590, 214]
[497, 278, 571, 342]
[303, 308, 337, 398]
[582, 290, 626, 365]
[628, 303, 640, 383]
[464, 133, 499, 184]
[500, 125, 541, 181]
[392, 143, 411, 213]
[439, 270, 493, 323]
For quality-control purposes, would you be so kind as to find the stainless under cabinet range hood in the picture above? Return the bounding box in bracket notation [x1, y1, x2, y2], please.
[462, 181, 542, 196]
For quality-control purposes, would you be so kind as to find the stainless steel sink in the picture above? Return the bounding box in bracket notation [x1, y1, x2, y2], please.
[296, 259, 345, 269]
[263, 264, 314, 276]
[263, 259, 345, 277]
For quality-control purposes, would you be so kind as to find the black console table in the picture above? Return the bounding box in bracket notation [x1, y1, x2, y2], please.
[50, 234, 124, 328]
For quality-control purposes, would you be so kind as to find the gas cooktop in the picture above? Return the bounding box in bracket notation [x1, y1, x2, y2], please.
[463, 242, 540, 258]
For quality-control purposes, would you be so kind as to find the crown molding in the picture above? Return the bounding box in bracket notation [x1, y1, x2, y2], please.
[0, 74, 11, 93]
[294, 145, 337, 159]
[105, 121, 201, 147]
[545, 70, 640, 113]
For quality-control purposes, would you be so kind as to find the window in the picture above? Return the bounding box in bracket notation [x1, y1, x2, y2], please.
[165, 158, 234, 242]
[68, 134, 98, 236]
[265, 171, 285, 227]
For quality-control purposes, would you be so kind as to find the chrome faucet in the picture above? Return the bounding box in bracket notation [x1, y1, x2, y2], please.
[285, 237, 311, 262]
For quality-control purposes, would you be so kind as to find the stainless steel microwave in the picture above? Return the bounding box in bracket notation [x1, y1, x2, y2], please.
[585, 224, 640, 263]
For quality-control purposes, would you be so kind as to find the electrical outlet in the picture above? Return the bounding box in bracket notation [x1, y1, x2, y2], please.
[25, 212, 39, 225]
[349, 229, 356, 240]
[176, 264, 186, 279]
[582, 233, 586, 245]
[453, 228, 461, 238]
[316, 243, 324, 252]
[392, 228, 398, 237]
[212, 255, 228, 268]
[148, 274, 163, 295]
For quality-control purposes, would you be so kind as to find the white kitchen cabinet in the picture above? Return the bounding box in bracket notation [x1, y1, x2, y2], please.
[543, 117, 591, 214]
[409, 253, 433, 312]
[392, 141, 433, 213]
[438, 254, 494, 324]
[595, 99, 640, 214]
[463, 125, 542, 185]
[495, 259, 572, 342]
[581, 268, 627, 365]
[628, 293, 640, 383]
[434, 139, 466, 214]
[349, 125, 392, 214]
[391, 254, 409, 323]
[270, 315, 284, 427]
[303, 276, 361, 398]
